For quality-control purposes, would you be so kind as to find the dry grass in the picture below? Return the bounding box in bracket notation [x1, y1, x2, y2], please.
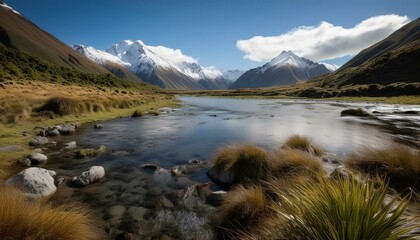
[36, 97, 86, 116]
[218, 185, 267, 239]
[149, 109, 160, 116]
[210, 143, 270, 186]
[255, 177, 415, 240]
[0, 185, 104, 240]
[269, 149, 327, 179]
[131, 109, 145, 117]
[345, 144, 420, 192]
[282, 135, 324, 156]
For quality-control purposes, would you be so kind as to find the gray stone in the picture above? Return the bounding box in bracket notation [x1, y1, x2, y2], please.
[127, 206, 148, 222]
[29, 136, 49, 146]
[58, 124, 76, 135]
[46, 127, 60, 137]
[94, 124, 103, 129]
[6, 167, 56, 199]
[62, 141, 77, 150]
[73, 166, 105, 186]
[205, 191, 227, 206]
[20, 158, 31, 167]
[25, 152, 48, 164]
[55, 177, 66, 186]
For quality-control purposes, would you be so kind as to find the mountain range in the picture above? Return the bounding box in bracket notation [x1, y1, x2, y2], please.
[230, 51, 335, 89]
[0, 2, 418, 96]
[74, 41, 234, 90]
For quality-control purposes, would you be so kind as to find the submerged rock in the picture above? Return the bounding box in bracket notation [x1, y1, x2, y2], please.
[62, 141, 77, 150]
[29, 136, 49, 146]
[75, 145, 106, 158]
[94, 123, 103, 129]
[340, 108, 372, 117]
[6, 167, 56, 199]
[72, 166, 105, 187]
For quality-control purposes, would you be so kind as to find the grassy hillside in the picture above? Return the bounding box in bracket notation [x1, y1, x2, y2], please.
[0, 43, 156, 90]
[0, 5, 108, 74]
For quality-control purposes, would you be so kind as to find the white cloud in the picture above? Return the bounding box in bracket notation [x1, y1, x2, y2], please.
[236, 14, 410, 62]
[147, 45, 198, 65]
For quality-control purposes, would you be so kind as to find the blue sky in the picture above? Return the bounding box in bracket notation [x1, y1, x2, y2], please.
[6, 0, 420, 70]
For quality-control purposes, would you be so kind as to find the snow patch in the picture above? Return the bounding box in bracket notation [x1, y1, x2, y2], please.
[1, 3, 21, 15]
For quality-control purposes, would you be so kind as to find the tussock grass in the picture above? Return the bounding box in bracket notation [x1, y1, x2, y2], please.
[131, 109, 145, 117]
[218, 185, 266, 239]
[269, 149, 326, 179]
[253, 177, 414, 240]
[211, 143, 269, 185]
[36, 97, 85, 116]
[149, 109, 160, 116]
[282, 135, 324, 156]
[345, 144, 420, 192]
[0, 185, 103, 240]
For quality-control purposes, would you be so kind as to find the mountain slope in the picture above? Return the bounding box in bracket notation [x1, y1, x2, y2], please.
[311, 18, 420, 91]
[72, 45, 143, 82]
[0, 4, 109, 74]
[230, 51, 331, 89]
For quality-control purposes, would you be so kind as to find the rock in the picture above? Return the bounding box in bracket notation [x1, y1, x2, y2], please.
[106, 205, 126, 227]
[340, 108, 371, 117]
[55, 177, 66, 186]
[62, 141, 77, 150]
[58, 124, 76, 135]
[46, 127, 60, 137]
[20, 158, 31, 167]
[209, 114, 217, 117]
[142, 197, 174, 209]
[171, 165, 188, 176]
[140, 163, 160, 171]
[114, 231, 139, 240]
[127, 206, 148, 222]
[205, 191, 227, 206]
[25, 153, 48, 164]
[6, 167, 57, 199]
[94, 124, 103, 129]
[75, 145, 106, 158]
[72, 166, 105, 187]
[329, 167, 349, 180]
[29, 136, 49, 146]
[195, 182, 213, 200]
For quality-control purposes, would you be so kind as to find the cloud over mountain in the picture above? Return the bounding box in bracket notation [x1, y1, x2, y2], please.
[236, 14, 410, 62]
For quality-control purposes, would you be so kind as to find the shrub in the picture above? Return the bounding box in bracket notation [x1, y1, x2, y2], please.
[218, 185, 266, 239]
[131, 109, 145, 117]
[0, 185, 103, 240]
[207, 144, 270, 187]
[282, 135, 324, 156]
[259, 177, 414, 240]
[36, 97, 85, 116]
[345, 144, 420, 192]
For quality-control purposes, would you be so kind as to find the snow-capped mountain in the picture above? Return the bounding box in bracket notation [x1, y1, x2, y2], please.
[320, 62, 340, 71]
[230, 51, 332, 89]
[101, 40, 229, 89]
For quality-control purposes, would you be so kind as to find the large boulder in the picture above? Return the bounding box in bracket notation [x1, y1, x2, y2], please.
[29, 136, 49, 146]
[57, 124, 76, 135]
[6, 167, 56, 199]
[72, 166, 105, 187]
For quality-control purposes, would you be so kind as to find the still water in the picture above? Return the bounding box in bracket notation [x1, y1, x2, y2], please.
[45, 96, 419, 238]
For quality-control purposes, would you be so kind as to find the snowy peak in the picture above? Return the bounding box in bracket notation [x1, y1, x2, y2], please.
[0, 3, 21, 15]
[320, 62, 340, 71]
[72, 44, 130, 67]
[262, 50, 322, 73]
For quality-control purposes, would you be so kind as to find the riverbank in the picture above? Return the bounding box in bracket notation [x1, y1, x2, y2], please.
[163, 89, 420, 105]
[0, 80, 178, 179]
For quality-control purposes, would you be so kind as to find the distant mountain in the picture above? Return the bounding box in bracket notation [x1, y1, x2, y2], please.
[75, 40, 229, 90]
[230, 51, 331, 89]
[221, 69, 246, 83]
[311, 18, 420, 92]
[0, 3, 109, 75]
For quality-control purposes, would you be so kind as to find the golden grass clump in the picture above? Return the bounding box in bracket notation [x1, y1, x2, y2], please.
[36, 97, 87, 116]
[218, 185, 267, 239]
[282, 135, 324, 156]
[252, 177, 414, 240]
[345, 144, 420, 192]
[149, 109, 160, 116]
[0, 102, 30, 123]
[269, 148, 327, 179]
[208, 143, 270, 187]
[0, 185, 103, 240]
[131, 109, 145, 117]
